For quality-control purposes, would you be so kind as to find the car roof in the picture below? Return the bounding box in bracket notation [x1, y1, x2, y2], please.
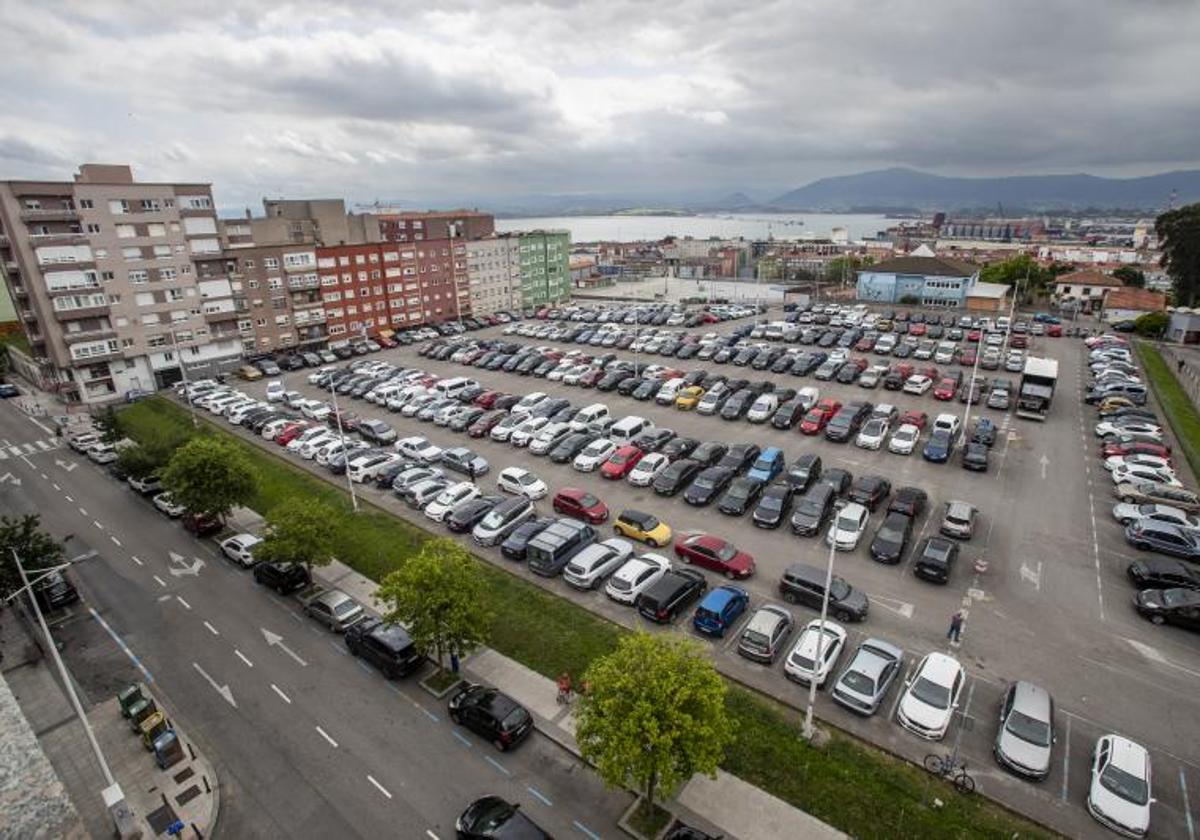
[1105, 736, 1149, 774]
[701, 585, 746, 608]
[1009, 680, 1052, 719]
[918, 652, 962, 683]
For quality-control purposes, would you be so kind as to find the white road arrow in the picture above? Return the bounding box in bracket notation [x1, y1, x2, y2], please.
[192, 662, 237, 708]
[1019, 561, 1043, 590]
[168, 550, 205, 577]
[262, 628, 309, 667]
[0, 472, 21, 487]
[55, 459, 77, 472]
[1039, 453, 1050, 479]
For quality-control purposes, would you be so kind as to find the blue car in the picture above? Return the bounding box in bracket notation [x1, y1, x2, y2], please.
[747, 447, 784, 483]
[693, 585, 750, 637]
[922, 429, 954, 463]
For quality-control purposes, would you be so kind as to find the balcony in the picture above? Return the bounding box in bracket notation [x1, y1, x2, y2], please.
[21, 206, 79, 222]
[28, 231, 88, 246]
[53, 303, 110, 321]
[45, 283, 103, 296]
[203, 308, 239, 322]
[3, 258, 17, 273]
[69, 347, 122, 365]
[63, 326, 118, 343]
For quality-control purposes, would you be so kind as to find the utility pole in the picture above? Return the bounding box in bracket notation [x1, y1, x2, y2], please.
[328, 377, 359, 512]
[172, 329, 198, 429]
[803, 535, 837, 741]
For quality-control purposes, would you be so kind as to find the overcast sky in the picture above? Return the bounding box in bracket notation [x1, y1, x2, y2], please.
[2, 0, 1198, 209]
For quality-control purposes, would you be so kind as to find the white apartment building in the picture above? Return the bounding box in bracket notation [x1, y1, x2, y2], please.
[466, 235, 521, 315]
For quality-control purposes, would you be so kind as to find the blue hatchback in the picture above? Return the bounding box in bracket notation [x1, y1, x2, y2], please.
[747, 447, 784, 483]
[693, 585, 750, 637]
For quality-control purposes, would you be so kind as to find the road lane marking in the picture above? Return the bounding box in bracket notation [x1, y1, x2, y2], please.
[328, 640, 348, 656]
[288, 612, 303, 624]
[235, 650, 254, 668]
[89, 607, 153, 683]
[452, 730, 472, 748]
[316, 725, 339, 748]
[64, 495, 73, 502]
[39, 471, 48, 479]
[153, 575, 166, 587]
[192, 662, 237, 708]
[1060, 714, 1071, 801]
[6, 447, 19, 457]
[22, 443, 35, 454]
[271, 683, 292, 704]
[426, 831, 441, 840]
[131, 555, 143, 566]
[176, 596, 192, 610]
[203, 621, 219, 636]
[36, 440, 50, 451]
[93, 520, 104, 530]
[420, 707, 440, 723]
[356, 660, 374, 676]
[573, 821, 602, 840]
[526, 785, 552, 806]
[78, 507, 87, 516]
[110, 535, 121, 547]
[367, 775, 392, 799]
[484, 755, 511, 777]
[1182, 768, 1196, 840]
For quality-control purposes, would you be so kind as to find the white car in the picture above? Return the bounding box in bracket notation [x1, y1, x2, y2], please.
[562, 538, 636, 590]
[888, 423, 921, 455]
[628, 452, 669, 487]
[1103, 454, 1172, 473]
[153, 492, 186, 518]
[746, 393, 779, 423]
[510, 392, 548, 419]
[509, 416, 550, 448]
[826, 503, 870, 551]
[574, 438, 617, 472]
[932, 413, 961, 439]
[1111, 502, 1199, 530]
[1096, 421, 1161, 439]
[903, 375, 933, 395]
[1111, 464, 1180, 487]
[562, 365, 593, 386]
[1087, 735, 1152, 839]
[488, 415, 523, 443]
[299, 399, 327, 420]
[795, 386, 820, 412]
[529, 422, 572, 456]
[298, 432, 337, 459]
[262, 418, 298, 440]
[604, 553, 671, 605]
[496, 466, 548, 500]
[349, 451, 403, 483]
[396, 436, 443, 464]
[220, 533, 263, 568]
[896, 652, 965, 741]
[434, 404, 465, 427]
[265, 381, 285, 402]
[424, 481, 480, 522]
[855, 418, 890, 450]
[783, 619, 847, 687]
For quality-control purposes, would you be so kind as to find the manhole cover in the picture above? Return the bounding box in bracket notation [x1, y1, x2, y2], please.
[172, 766, 194, 785]
[146, 803, 178, 834]
[175, 785, 202, 807]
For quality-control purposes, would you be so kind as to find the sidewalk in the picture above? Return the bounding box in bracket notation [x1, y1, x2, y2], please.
[310, 559, 847, 840]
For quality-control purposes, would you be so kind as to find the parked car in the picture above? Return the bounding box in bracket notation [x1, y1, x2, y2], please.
[673, 533, 755, 579]
[940, 500, 978, 539]
[219, 533, 262, 568]
[783, 619, 847, 687]
[605, 553, 672, 605]
[304, 588, 365, 632]
[636, 568, 707, 624]
[1125, 520, 1200, 560]
[896, 652, 965, 740]
[562, 538, 635, 590]
[1126, 557, 1200, 590]
[455, 796, 550, 839]
[253, 561, 312, 595]
[994, 681, 1055, 780]
[447, 683, 534, 751]
[831, 638, 904, 716]
[778, 562, 869, 621]
[495, 466, 548, 500]
[736, 605, 794, 664]
[1086, 735, 1152, 838]
[692, 585, 750, 637]
[1133, 587, 1200, 631]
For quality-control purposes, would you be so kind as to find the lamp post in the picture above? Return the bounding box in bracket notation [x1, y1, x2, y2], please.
[171, 328, 198, 429]
[802, 530, 837, 741]
[327, 375, 359, 513]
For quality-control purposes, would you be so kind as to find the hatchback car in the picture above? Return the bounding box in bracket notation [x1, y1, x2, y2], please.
[1126, 557, 1200, 590]
[1087, 735, 1152, 838]
[562, 538, 635, 590]
[304, 589, 365, 632]
[778, 562, 869, 622]
[1124, 520, 1200, 560]
[784, 619, 847, 687]
[456, 796, 551, 839]
[613, 509, 673, 547]
[344, 617, 424, 679]
[673, 533, 755, 579]
[831, 638, 904, 716]
[717, 476, 765, 516]
[628, 452, 670, 486]
[826, 502, 870, 551]
[605, 553, 672, 605]
[692, 585, 750, 637]
[219, 533, 262, 568]
[495, 466, 548, 500]
[448, 684, 534, 752]
[552, 487, 609, 524]
[736, 605, 794, 664]
[1133, 587, 1200, 631]
[897, 652, 965, 740]
[940, 500, 977, 539]
[994, 681, 1055, 780]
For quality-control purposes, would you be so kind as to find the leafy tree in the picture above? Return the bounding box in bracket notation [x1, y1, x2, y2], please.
[377, 538, 490, 672]
[94, 406, 121, 444]
[978, 253, 1057, 302]
[1156, 204, 1200, 307]
[1134, 311, 1169, 338]
[255, 498, 339, 572]
[0, 515, 64, 599]
[1113, 266, 1146, 288]
[824, 255, 871, 284]
[160, 437, 255, 521]
[575, 633, 735, 808]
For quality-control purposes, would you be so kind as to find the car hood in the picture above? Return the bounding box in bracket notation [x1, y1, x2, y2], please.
[1089, 782, 1150, 834]
[899, 694, 950, 732]
[996, 730, 1052, 776]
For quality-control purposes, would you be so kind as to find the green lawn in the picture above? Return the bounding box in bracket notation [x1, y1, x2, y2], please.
[0, 330, 31, 356]
[1136, 342, 1200, 481]
[117, 397, 1053, 839]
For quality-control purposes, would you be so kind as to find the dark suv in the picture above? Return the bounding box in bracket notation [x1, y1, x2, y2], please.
[824, 402, 870, 443]
[778, 562, 869, 621]
[253, 561, 312, 594]
[636, 569, 707, 623]
[344, 617, 424, 678]
[448, 683, 534, 751]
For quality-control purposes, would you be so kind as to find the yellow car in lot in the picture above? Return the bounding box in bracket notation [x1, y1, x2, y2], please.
[1098, 396, 1137, 414]
[675, 386, 706, 410]
[613, 509, 673, 547]
[237, 364, 263, 381]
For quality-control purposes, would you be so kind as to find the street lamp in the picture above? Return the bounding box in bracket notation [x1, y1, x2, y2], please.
[802, 529, 837, 741]
[171, 328, 198, 429]
[327, 375, 359, 513]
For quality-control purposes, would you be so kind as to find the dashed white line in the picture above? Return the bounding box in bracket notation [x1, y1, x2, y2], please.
[1181, 767, 1196, 840]
[426, 831, 441, 840]
[93, 520, 104, 530]
[203, 620, 219, 636]
[315, 725, 339, 748]
[51, 483, 60, 491]
[367, 775, 392, 799]
[176, 596, 192, 610]
[1060, 715, 1071, 801]
[153, 575, 166, 588]
[110, 535, 122, 547]
[235, 649, 254, 668]
[271, 683, 292, 704]
[64, 495, 73, 502]
[39, 472, 48, 479]
[78, 506, 88, 516]
[131, 555, 143, 566]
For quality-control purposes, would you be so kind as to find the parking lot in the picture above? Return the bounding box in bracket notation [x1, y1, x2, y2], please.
[182, 306, 1200, 838]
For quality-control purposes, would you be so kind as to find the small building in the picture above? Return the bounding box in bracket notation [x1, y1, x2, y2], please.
[1053, 270, 1123, 314]
[965, 282, 1011, 313]
[1166, 309, 1200, 344]
[856, 256, 980, 309]
[1101, 288, 1166, 324]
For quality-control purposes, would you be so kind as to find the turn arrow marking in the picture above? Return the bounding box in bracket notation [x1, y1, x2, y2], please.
[192, 661, 237, 708]
[262, 628, 309, 667]
[168, 550, 205, 577]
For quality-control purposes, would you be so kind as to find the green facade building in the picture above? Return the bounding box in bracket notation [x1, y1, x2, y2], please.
[518, 230, 571, 310]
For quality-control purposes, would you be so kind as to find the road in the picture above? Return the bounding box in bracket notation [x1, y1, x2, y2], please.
[0, 400, 628, 839]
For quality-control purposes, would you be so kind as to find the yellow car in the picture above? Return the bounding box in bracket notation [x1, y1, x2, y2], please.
[613, 509, 673, 547]
[675, 385, 706, 410]
[1098, 396, 1136, 413]
[237, 364, 263, 381]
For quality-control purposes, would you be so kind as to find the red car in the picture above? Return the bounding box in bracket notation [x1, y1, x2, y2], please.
[800, 398, 841, 434]
[889, 362, 915, 380]
[854, 337, 875, 352]
[967, 329, 982, 343]
[1102, 441, 1171, 459]
[932, 378, 959, 400]
[600, 444, 644, 480]
[1009, 334, 1028, 349]
[909, 323, 927, 337]
[701, 312, 720, 324]
[1046, 324, 1062, 337]
[673, 534, 755, 579]
[916, 365, 939, 381]
[474, 390, 503, 408]
[275, 422, 308, 446]
[552, 487, 609, 524]
[579, 368, 605, 388]
[959, 350, 977, 366]
[898, 410, 928, 430]
[374, 335, 398, 349]
[468, 410, 507, 438]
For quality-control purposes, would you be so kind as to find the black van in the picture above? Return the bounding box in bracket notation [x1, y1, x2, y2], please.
[526, 519, 595, 576]
[344, 617, 424, 678]
[636, 569, 707, 623]
[778, 562, 869, 622]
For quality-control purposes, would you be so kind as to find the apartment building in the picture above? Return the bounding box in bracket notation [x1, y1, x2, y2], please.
[0, 164, 241, 402]
[518, 230, 571, 309]
[466, 234, 521, 315]
[374, 210, 494, 244]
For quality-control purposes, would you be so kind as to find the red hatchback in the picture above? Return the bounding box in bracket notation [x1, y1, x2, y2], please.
[800, 398, 841, 435]
[468, 410, 507, 438]
[909, 323, 927, 337]
[674, 534, 755, 579]
[967, 329, 982, 343]
[552, 488, 609, 524]
[600, 445, 644, 480]
[579, 368, 605, 388]
[1046, 324, 1062, 337]
[932, 378, 959, 400]
[1102, 441, 1171, 459]
[899, 410, 928, 429]
[474, 390, 503, 408]
[275, 422, 308, 446]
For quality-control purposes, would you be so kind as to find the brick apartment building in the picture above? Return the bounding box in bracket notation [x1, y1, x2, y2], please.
[374, 209, 494, 244]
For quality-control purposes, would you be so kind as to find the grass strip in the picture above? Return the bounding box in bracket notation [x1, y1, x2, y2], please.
[1136, 342, 1200, 482]
[118, 396, 1052, 839]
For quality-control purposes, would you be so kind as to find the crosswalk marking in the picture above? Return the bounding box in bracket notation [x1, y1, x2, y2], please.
[35, 440, 50, 450]
[22, 443, 36, 454]
[8, 447, 21, 457]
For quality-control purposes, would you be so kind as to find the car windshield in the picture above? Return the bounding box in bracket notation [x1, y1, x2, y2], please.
[609, 452, 630, 465]
[742, 629, 770, 648]
[759, 495, 783, 511]
[878, 523, 904, 543]
[727, 484, 751, 501]
[839, 670, 876, 696]
[829, 579, 851, 600]
[797, 498, 822, 516]
[517, 473, 537, 485]
[480, 511, 505, 528]
[579, 494, 600, 508]
[864, 420, 884, 435]
[1005, 709, 1052, 747]
[332, 600, 358, 616]
[836, 514, 860, 532]
[715, 544, 737, 562]
[911, 676, 951, 709]
[694, 476, 715, 490]
[1100, 763, 1150, 805]
[1163, 589, 1198, 607]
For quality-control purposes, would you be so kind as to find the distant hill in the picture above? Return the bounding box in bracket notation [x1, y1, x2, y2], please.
[770, 167, 1200, 212]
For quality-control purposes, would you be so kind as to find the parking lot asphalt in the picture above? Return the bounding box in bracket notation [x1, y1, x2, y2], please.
[191, 313, 1200, 839]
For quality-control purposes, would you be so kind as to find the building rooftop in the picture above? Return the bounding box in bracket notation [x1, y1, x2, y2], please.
[864, 255, 980, 278]
[1104, 288, 1166, 312]
[967, 282, 1011, 299]
[1054, 270, 1123, 288]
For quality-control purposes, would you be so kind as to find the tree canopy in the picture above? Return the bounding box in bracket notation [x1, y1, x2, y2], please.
[161, 437, 256, 521]
[377, 538, 490, 672]
[1156, 204, 1200, 307]
[255, 497, 340, 571]
[575, 633, 735, 807]
[0, 515, 65, 598]
[1112, 265, 1146, 288]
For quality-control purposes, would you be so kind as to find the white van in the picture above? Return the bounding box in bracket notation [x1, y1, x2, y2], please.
[609, 415, 654, 445]
[434, 376, 477, 399]
[265, 380, 285, 402]
[570, 403, 610, 432]
[654, 378, 686, 406]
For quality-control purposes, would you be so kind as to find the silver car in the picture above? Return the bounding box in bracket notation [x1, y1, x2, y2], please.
[305, 589, 365, 632]
[736, 605, 794, 664]
[994, 680, 1055, 780]
[830, 638, 904, 716]
[562, 538, 634, 590]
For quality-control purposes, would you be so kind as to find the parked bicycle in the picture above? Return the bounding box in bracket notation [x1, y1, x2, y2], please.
[923, 752, 975, 794]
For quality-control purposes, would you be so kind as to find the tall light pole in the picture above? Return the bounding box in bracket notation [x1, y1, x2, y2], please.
[328, 376, 359, 512]
[803, 531, 838, 740]
[171, 328, 198, 429]
[959, 309, 986, 441]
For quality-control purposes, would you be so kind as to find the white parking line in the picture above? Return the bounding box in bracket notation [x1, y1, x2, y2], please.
[315, 725, 339, 748]
[271, 683, 292, 704]
[153, 575, 166, 588]
[64, 495, 73, 502]
[235, 649, 254, 668]
[1181, 768, 1196, 840]
[367, 774, 392, 799]
[426, 831, 441, 840]
[203, 621, 219, 636]
[110, 535, 122, 547]
[78, 507, 87, 517]
[131, 555, 143, 566]
[1060, 714, 1071, 801]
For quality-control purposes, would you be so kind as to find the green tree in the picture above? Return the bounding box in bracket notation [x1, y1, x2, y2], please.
[979, 254, 1055, 302]
[0, 515, 64, 598]
[161, 437, 255, 522]
[1134, 311, 1169, 338]
[824, 255, 871, 284]
[94, 406, 121, 444]
[377, 538, 490, 672]
[1113, 265, 1146, 288]
[116, 425, 187, 480]
[255, 498, 339, 572]
[575, 633, 735, 809]
[1156, 204, 1200, 307]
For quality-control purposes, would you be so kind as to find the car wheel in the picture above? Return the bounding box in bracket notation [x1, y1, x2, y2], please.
[1122, 496, 1136, 504]
[276, 583, 287, 595]
[493, 739, 508, 752]
[836, 609, 852, 622]
[1150, 614, 1165, 625]
[1135, 541, 1149, 551]
[782, 592, 797, 604]
[450, 711, 461, 724]
[647, 538, 659, 548]
[725, 570, 736, 580]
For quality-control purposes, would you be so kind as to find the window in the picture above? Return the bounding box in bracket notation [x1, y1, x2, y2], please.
[108, 199, 129, 215]
[86, 223, 101, 234]
[264, 257, 280, 270]
[267, 277, 283, 290]
[159, 267, 177, 281]
[79, 199, 94, 210]
[140, 199, 162, 212]
[147, 223, 166, 237]
[122, 246, 142, 261]
[153, 244, 171, 258]
[179, 195, 213, 210]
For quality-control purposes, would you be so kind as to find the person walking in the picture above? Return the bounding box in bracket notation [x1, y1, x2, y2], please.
[947, 610, 965, 645]
[556, 671, 573, 705]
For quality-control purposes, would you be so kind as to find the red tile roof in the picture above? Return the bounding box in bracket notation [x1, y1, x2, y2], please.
[1055, 270, 1123, 288]
[1103, 288, 1166, 313]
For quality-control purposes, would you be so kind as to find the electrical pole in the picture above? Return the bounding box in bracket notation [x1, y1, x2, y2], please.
[803, 535, 837, 740]
[328, 377, 359, 512]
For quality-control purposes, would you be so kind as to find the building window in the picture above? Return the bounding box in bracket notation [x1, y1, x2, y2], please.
[79, 199, 94, 209]
[264, 257, 280, 270]
[86, 223, 101, 234]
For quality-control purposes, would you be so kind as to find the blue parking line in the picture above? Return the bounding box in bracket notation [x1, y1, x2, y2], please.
[526, 785, 552, 807]
[573, 820, 601, 840]
[89, 608, 153, 683]
[421, 707, 440, 723]
[484, 755, 511, 776]
[452, 730, 472, 748]
[356, 660, 374, 676]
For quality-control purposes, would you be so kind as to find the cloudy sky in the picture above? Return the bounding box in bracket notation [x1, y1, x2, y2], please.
[2, 0, 1198, 209]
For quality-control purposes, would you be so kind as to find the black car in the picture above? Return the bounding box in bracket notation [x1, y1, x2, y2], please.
[253, 561, 312, 594]
[869, 511, 914, 564]
[636, 569, 707, 623]
[633, 428, 676, 453]
[549, 432, 598, 464]
[344, 617, 424, 678]
[717, 476, 765, 516]
[718, 443, 760, 474]
[660, 436, 699, 461]
[848, 475, 892, 511]
[632, 379, 662, 401]
[961, 442, 990, 472]
[597, 371, 626, 391]
[791, 353, 823, 376]
[683, 466, 736, 506]
[616, 375, 642, 395]
[824, 403, 870, 443]
[690, 441, 728, 467]
[448, 684, 534, 751]
[784, 454, 821, 492]
[1133, 588, 1200, 631]
[817, 467, 852, 496]
[720, 389, 756, 420]
[447, 495, 503, 533]
[791, 484, 836, 536]
[752, 483, 794, 529]
[888, 486, 928, 518]
[913, 536, 960, 584]
[771, 400, 806, 429]
[32, 570, 80, 611]
[779, 562, 870, 622]
[653, 458, 702, 496]
[1127, 558, 1200, 590]
[456, 796, 551, 839]
[500, 517, 553, 561]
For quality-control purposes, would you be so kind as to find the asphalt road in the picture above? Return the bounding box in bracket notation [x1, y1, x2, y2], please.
[195, 314, 1200, 839]
[0, 402, 628, 839]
